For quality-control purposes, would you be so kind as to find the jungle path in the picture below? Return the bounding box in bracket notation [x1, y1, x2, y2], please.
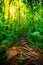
[5, 33, 43, 65]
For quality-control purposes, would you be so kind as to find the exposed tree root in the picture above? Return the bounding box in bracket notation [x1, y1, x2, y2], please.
[4, 43, 43, 65]
[3, 33, 43, 65]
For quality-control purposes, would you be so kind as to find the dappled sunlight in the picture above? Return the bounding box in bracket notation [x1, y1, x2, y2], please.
[10, 6, 15, 14]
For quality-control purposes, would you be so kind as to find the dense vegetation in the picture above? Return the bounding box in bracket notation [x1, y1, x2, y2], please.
[0, 0, 43, 62]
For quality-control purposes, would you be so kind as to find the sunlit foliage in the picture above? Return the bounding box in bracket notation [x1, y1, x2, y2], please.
[0, 0, 43, 49]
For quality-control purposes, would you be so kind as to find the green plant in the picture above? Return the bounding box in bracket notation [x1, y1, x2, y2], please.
[0, 46, 7, 62]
